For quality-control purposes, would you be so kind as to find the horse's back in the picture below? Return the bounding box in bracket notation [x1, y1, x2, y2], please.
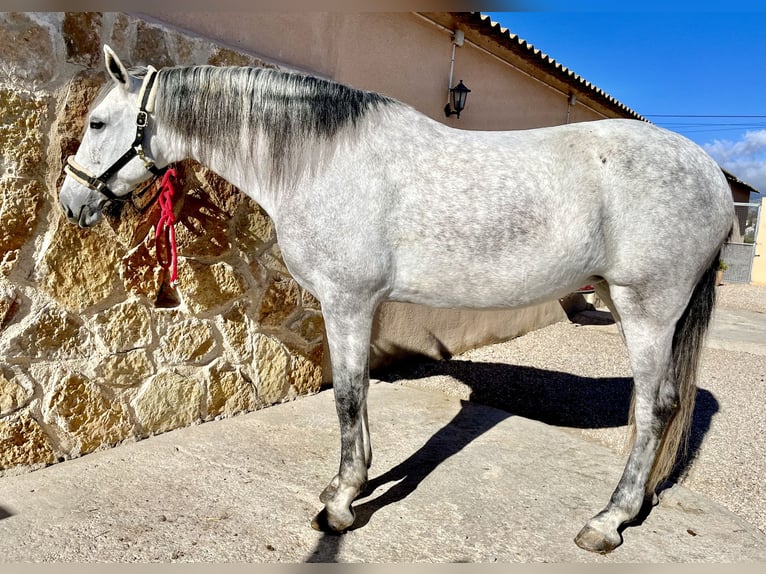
[278, 114, 732, 310]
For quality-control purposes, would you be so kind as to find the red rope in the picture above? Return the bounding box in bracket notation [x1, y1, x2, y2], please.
[155, 168, 179, 286]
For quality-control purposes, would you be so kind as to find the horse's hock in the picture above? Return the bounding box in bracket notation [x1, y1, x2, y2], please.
[0, 13, 327, 472]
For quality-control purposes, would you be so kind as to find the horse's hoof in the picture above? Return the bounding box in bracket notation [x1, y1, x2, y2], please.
[574, 525, 622, 554]
[311, 507, 354, 533]
[311, 508, 333, 532]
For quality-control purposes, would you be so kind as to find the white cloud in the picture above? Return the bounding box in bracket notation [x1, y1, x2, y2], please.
[703, 129, 766, 195]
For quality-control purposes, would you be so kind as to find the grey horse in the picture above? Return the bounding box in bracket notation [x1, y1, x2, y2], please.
[59, 46, 733, 554]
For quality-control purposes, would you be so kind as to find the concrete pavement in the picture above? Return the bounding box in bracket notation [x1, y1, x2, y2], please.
[708, 307, 766, 355]
[0, 306, 764, 563]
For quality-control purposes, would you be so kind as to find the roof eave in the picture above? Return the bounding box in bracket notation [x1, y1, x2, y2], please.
[723, 169, 761, 195]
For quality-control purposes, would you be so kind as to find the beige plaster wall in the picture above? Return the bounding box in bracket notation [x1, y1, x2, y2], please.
[750, 210, 766, 285]
[138, 11, 606, 128]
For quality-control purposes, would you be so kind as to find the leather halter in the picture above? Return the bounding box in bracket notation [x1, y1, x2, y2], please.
[64, 66, 166, 203]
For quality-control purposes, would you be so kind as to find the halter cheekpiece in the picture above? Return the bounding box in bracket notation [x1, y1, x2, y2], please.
[64, 65, 166, 203]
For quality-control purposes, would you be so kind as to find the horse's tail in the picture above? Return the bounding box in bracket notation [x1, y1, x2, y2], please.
[642, 247, 721, 494]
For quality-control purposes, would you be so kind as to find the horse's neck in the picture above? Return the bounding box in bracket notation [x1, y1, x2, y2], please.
[152, 66, 400, 220]
[156, 119, 280, 219]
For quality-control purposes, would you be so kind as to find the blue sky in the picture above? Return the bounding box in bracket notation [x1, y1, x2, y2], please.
[483, 10, 766, 195]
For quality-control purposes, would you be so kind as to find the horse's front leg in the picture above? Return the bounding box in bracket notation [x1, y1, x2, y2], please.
[312, 301, 374, 533]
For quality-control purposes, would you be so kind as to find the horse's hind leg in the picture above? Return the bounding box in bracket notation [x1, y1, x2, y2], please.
[575, 284, 685, 553]
[311, 299, 375, 533]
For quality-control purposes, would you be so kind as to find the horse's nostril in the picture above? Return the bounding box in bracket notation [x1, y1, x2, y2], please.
[60, 201, 74, 219]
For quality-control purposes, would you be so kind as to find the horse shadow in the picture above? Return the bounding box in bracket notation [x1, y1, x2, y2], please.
[304, 356, 719, 562]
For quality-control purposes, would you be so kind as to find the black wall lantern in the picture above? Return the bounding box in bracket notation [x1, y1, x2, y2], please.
[444, 80, 471, 119]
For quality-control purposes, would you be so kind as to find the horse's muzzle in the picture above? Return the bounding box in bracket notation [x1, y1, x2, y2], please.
[61, 200, 103, 228]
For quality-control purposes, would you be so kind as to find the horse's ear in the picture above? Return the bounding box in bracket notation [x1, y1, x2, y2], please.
[104, 44, 129, 86]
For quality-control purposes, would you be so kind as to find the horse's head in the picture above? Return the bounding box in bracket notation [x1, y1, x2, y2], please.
[59, 45, 166, 227]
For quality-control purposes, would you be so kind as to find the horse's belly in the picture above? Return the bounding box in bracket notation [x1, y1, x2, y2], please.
[389, 248, 593, 309]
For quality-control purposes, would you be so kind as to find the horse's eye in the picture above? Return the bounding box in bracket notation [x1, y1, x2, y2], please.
[89, 120, 105, 130]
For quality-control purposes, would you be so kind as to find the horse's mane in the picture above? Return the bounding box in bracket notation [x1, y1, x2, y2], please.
[154, 65, 396, 186]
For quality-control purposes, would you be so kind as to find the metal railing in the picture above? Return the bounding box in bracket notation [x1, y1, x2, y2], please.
[722, 202, 761, 284]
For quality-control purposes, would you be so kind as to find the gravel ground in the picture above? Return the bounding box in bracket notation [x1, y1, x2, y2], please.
[378, 283, 766, 534]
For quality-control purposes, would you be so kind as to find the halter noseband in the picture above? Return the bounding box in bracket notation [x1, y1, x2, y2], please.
[64, 65, 166, 203]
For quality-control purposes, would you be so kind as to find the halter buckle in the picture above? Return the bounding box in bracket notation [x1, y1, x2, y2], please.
[136, 110, 148, 128]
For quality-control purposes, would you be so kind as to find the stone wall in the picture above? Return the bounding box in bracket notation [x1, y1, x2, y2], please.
[0, 12, 324, 473]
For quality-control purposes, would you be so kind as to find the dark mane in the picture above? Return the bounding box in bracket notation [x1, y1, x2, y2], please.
[155, 65, 395, 184]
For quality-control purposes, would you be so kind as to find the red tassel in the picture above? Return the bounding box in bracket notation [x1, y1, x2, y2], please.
[155, 168, 179, 286]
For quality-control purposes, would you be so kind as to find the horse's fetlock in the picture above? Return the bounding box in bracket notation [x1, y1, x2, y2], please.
[320, 475, 341, 503]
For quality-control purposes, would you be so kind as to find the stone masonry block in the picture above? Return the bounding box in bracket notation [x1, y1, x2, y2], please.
[131, 370, 203, 436]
